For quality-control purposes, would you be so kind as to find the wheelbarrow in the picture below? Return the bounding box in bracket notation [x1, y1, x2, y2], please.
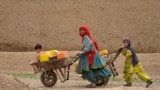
[30, 48, 122, 87]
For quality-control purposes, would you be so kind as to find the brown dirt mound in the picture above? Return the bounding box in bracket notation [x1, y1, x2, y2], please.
[0, 74, 34, 90]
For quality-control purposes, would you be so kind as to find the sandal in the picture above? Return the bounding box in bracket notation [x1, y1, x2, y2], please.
[86, 84, 96, 88]
[104, 77, 109, 86]
[146, 80, 153, 88]
[123, 83, 132, 87]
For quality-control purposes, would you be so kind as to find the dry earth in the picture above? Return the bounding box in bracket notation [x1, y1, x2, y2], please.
[0, 51, 160, 90]
[0, 74, 34, 90]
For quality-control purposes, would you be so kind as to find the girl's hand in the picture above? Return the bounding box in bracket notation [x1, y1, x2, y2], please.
[77, 51, 86, 56]
[82, 51, 87, 54]
[121, 45, 124, 48]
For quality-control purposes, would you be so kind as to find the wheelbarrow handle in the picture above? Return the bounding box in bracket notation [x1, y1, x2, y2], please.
[108, 47, 123, 54]
[68, 56, 79, 66]
[67, 55, 79, 80]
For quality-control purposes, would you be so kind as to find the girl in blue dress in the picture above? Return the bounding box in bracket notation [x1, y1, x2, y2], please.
[76, 25, 111, 88]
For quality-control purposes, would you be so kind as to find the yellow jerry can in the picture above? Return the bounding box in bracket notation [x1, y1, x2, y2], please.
[39, 50, 59, 62]
[99, 50, 109, 56]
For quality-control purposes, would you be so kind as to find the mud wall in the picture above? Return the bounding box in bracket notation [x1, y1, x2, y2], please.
[0, 0, 160, 52]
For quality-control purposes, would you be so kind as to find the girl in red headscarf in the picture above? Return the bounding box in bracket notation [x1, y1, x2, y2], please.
[79, 25, 99, 66]
[76, 25, 111, 88]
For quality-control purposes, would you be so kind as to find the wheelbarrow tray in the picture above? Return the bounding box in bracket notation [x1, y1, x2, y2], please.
[33, 57, 71, 71]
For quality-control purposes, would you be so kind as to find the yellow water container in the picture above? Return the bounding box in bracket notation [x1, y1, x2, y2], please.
[46, 50, 59, 57]
[39, 50, 59, 62]
[39, 53, 50, 62]
[74, 61, 79, 68]
[99, 50, 109, 56]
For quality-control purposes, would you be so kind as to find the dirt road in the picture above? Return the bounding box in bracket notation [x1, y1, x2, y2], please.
[18, 77, 160, 90]
[0, 52, 160, 90]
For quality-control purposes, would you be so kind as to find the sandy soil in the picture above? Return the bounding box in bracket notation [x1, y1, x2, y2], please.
[0, 0, 160, 52]
[0, 74, 34, 90]
[18, 78, 160, 90]
[0, 52, 160, 90]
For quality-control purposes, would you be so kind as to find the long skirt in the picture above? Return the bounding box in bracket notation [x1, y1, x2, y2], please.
[76, 53, 111, 83]
[83, 67, 111, 83]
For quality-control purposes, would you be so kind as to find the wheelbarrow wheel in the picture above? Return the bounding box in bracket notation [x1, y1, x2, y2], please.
[95, 76, 109, 86]
[41, 71, 57, 87]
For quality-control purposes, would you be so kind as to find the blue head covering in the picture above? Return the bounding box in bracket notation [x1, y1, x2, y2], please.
[123, 37, 139, 66]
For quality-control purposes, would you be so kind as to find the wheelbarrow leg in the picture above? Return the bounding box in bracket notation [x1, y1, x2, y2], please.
[55, 69, 67, 82]
[111, 62, 118, 76]
[108, 64, 116, 77]
[55, 69, 63, 82]
[107, 49, 122, 77]
[31, 65, 39, 74]
[59, 68, 67, 82]
[67, 65, 70, 80]
[64, 67, 67, 80]
[59, 69, 64, 78]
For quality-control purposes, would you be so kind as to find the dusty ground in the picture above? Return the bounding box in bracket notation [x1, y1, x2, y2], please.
[0, 74, 34, 90]
[0, 0, 160, 52]
[0, 52, 160, 90]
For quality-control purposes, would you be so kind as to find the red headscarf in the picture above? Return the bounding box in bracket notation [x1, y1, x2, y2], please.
[79, 25, 99, 51]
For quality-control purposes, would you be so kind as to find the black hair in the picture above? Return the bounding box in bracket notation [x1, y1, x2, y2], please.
[34, 44, 42, 50]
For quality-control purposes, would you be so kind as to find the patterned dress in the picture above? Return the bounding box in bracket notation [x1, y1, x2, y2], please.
[76, 35, 111, 83]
